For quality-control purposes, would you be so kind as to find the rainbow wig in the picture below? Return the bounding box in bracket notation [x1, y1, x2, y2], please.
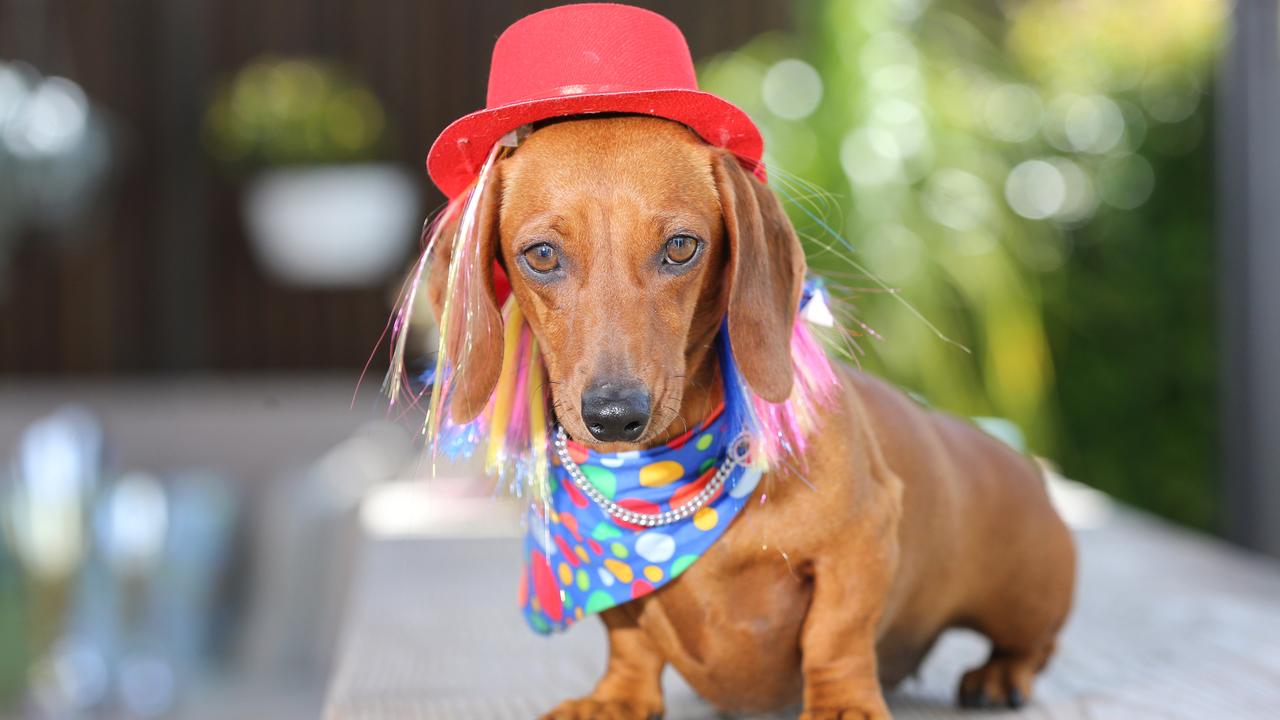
[383, 141, 842, 498]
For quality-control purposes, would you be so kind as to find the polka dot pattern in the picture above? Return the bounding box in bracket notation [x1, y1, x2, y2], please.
[638, 460, 683, 487]
[635, 532, 675, 563]
[591, 523, 621, 541]
[603, 558, 633, 583]
[522, 403, 763, 634]
[730, 467, 764, 499]
[671, 554, 699, 577]
[693, 507, 718, 531]
[580, 465, 617, 499]
[530, 550, 562, 623]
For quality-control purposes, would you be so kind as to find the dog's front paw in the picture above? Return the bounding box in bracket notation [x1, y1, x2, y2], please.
[799, 708, 890, 720]
[540, 697, 663, 720]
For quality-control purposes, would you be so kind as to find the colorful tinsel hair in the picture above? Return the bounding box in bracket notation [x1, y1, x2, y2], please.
[383, 139, 843, 498]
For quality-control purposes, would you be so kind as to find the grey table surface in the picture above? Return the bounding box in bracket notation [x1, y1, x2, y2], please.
[324, 492, 1280, 720]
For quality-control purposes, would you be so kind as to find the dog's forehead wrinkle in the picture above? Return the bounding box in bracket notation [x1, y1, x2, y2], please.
[512, 122, 712, 190]
[523, 115, 702, 156]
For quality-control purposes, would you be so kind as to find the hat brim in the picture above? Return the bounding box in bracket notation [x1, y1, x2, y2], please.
[427, 88, 765, 199]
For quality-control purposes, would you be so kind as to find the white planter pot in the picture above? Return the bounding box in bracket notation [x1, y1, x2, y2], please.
[243, 163, 421, 288]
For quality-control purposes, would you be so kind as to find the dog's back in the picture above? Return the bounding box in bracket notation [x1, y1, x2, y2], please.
[848, 369, 1076, 691]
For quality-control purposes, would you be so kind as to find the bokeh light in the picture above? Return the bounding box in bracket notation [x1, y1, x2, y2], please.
[762, 59, 824, 120]
[702, 0, 1225, 530]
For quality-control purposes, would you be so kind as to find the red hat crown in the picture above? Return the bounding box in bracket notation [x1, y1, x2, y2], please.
[486, 4, 698, 107]
[428, 3, 765, 198]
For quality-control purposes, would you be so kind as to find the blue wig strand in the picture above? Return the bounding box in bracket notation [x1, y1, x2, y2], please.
[715, 318, 759, 445]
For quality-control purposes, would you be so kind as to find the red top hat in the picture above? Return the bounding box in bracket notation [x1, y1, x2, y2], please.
[427, 3, 766, 199]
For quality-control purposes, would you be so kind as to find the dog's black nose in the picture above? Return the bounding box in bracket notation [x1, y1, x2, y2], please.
[581, 380, 650, 442]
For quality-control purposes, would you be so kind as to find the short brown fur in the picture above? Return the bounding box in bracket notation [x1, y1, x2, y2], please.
[427, 116, 1075, 719]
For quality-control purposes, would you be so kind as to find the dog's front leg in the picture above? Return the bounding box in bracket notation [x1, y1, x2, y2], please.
[797, 553, 893, 720]
[541, 607, 665, 720]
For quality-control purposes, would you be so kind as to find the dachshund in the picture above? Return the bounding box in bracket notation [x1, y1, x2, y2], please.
[426, 115, 1076, 719]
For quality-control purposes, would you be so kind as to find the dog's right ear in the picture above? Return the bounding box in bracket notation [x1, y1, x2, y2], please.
[424, 173, 505, 423]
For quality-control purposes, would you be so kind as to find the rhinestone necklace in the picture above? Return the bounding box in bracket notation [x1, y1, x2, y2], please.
[552, 425, 752, 528]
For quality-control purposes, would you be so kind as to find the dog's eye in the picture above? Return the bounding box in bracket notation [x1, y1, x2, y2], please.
[663, 235, 699, 265]
[522, 243, 560, 273]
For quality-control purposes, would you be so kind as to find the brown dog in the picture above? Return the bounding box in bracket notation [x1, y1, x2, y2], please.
[427, 116, 1075, 719]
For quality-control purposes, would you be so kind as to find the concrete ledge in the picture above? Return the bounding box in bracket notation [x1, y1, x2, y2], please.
[325, 487, 1280, 719]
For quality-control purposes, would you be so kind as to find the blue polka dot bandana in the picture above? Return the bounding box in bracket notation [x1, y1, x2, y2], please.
[520, 405, 761, 634]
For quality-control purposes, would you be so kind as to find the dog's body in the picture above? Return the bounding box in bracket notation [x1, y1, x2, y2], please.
[428, 116, 1075, 719]
[614, 367, 1073, 717]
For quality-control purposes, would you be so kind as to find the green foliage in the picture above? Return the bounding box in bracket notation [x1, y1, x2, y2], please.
[0, 543, 27, 708]
[701, 0, 1222, 530]
[204, 57, 388, 172]
[1046, 125, 1218, 530]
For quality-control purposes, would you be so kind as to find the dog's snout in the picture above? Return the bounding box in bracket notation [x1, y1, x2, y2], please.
[581, 380, 651, 442]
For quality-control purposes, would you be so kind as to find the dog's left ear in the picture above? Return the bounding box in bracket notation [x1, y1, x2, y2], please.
[423, 172, 505, 423]
[713, 152, 806, 403]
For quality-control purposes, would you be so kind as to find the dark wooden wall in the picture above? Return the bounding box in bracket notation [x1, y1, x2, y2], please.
[0, 0, 792, 375]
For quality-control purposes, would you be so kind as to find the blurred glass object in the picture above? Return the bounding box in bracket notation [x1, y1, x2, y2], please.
[28, 637, 110, 717]
[0, 61, 113, 286]
[0, 407, 244, 718]
[204, 57, 420, 288]
[7, 406, 100, 583]
[116, 654, 174, 718]
[103, 473, 168, 580]
[700, 0, 1224, 529]
[2, 407, 102, 715]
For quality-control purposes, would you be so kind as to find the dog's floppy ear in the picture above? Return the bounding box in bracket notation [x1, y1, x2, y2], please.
[424, 173, 504, 423]
[714, 153, 806, 403]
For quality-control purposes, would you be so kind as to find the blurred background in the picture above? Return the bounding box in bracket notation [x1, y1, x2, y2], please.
[0, 0, 1275, 718]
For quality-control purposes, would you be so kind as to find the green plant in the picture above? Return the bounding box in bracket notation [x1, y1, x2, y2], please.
[0, 545, 26, 708]
[204, 57, 388, 171]
[700, 0, 1223, 530]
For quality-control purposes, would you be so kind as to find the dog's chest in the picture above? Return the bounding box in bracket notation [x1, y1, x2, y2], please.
[630, 506, 813, 711]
